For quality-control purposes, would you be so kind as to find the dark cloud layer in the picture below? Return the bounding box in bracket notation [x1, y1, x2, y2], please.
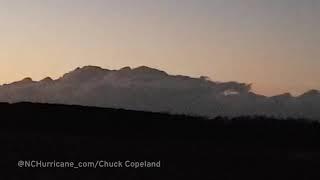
[0, 66, 319, 119]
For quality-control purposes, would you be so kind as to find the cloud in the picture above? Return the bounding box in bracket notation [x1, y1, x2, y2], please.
[0, 66, 319, 119]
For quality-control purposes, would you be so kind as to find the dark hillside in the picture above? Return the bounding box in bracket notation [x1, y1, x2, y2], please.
[1, 102, 320, 179]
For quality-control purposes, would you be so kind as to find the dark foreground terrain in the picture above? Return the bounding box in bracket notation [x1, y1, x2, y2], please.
[1, 102, 320, 179]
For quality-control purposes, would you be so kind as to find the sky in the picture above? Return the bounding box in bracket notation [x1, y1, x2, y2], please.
[0, 0, 319, 96]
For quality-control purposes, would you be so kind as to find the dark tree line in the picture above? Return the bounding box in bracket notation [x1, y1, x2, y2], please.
[1, 102, 320, 179]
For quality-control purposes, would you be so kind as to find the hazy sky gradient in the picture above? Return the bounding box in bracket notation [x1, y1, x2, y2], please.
[0, 0, 319, 96]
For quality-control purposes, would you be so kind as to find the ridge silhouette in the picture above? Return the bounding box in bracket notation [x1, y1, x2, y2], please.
[1, 102, 320, 179]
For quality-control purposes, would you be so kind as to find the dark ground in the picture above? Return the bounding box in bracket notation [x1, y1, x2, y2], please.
[1, 102, 320, 179]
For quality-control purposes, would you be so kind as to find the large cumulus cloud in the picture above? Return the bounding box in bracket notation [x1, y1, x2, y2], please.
[0, 66, 319, 120]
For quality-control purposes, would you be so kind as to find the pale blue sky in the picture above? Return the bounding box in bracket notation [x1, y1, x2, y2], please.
[0, 0, 319, 95]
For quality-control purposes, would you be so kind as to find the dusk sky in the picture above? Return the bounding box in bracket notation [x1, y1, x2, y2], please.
[0, 0, 319, 96]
